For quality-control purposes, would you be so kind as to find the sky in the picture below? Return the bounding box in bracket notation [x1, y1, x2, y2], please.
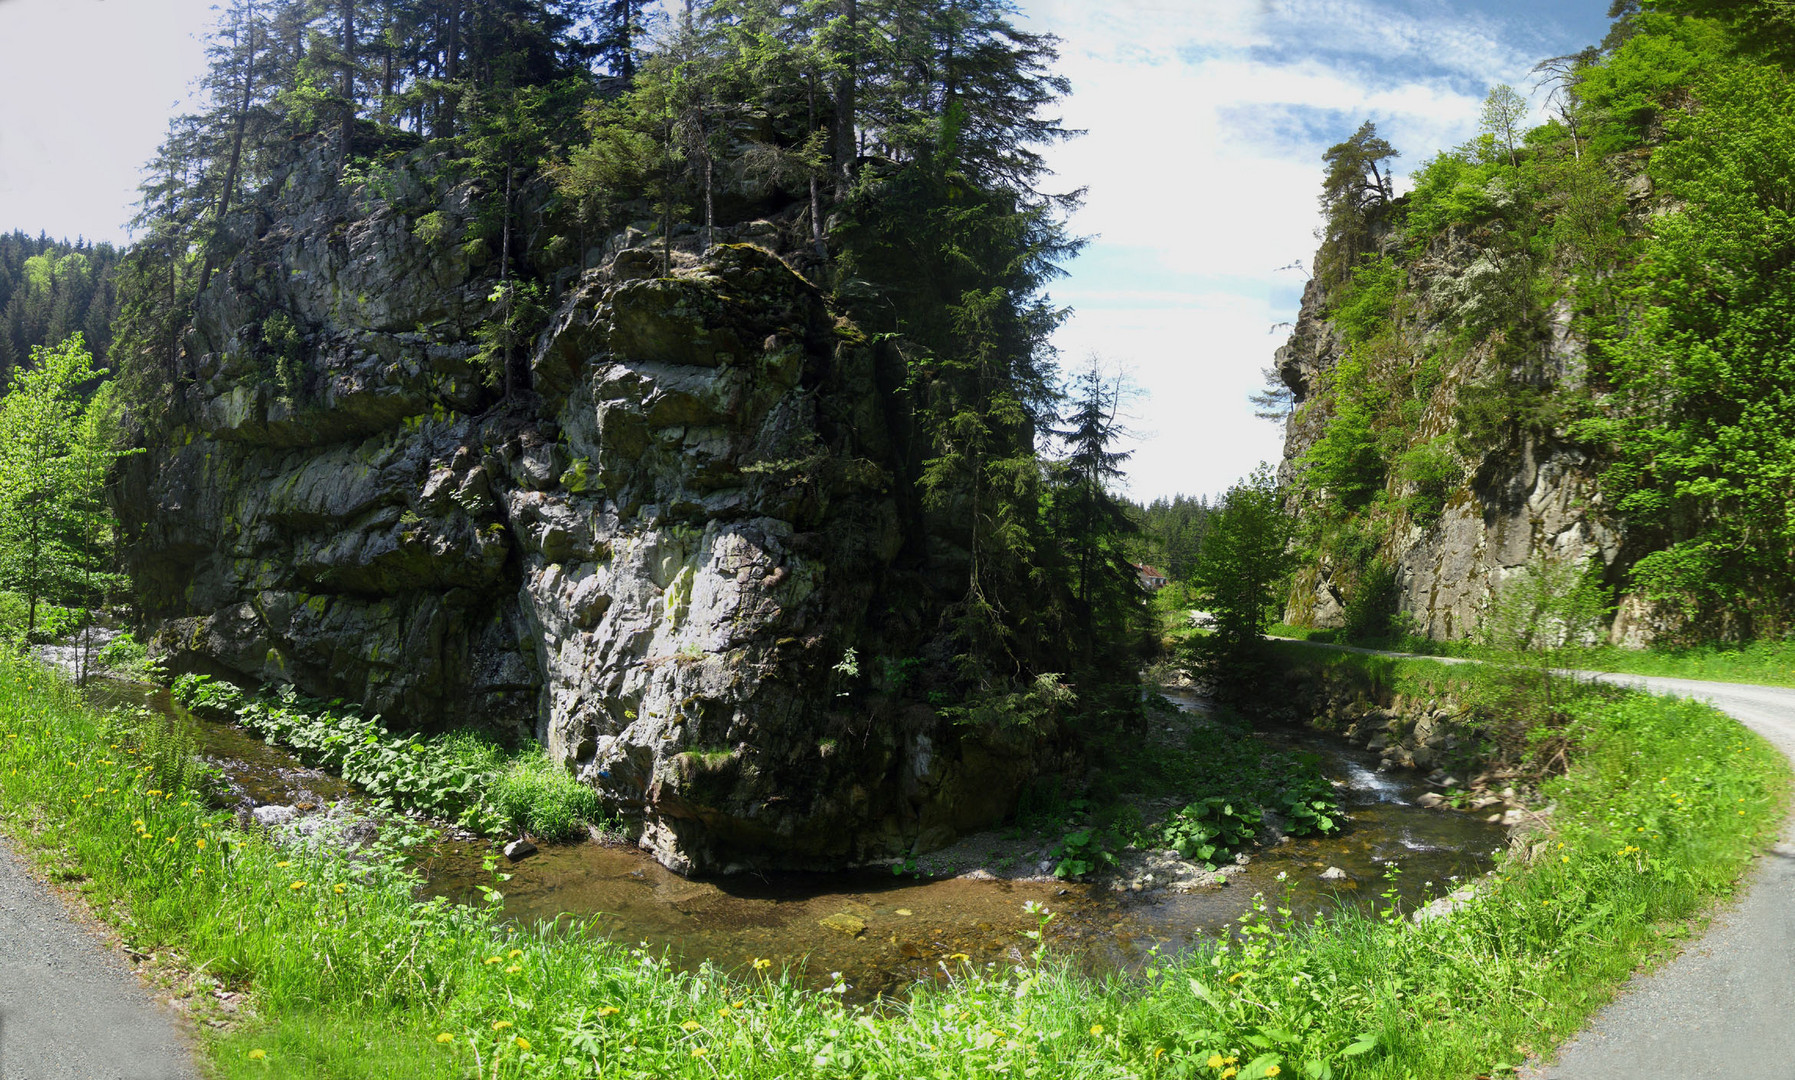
[0, 0, 1616, 501]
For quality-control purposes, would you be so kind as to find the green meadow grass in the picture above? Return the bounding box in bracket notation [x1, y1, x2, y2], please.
[0, 652, 1785, 1079]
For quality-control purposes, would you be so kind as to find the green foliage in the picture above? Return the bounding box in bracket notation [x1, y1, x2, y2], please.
[2, 652, 1787, 1080]
[1572, 62, 1795, 638]
[1574, 12, 1731, 155]
[0, 334, 136, 642]
[1050, 826, 1119, 879]
[96, 632, 162, 681]
[491, 750, 604, 843]
[1193, 466, 1297, 653]
[0, 233, 122, 374]
[1159, 797, 1260, 867]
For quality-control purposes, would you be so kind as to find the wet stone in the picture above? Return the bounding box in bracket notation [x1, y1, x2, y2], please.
[820, 914, 867, 937]
[252, 804, 299, 827]
[504, 839, 539, 861]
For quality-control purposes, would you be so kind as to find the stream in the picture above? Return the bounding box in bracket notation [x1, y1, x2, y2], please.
[84, 675, 1507, 1000]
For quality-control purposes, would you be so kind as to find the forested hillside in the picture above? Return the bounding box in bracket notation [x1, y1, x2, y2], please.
[1277, 0, 1795, 647]
[0, 232, 121, 376]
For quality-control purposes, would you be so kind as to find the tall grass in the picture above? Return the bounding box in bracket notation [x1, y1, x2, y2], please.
[0, 653, 1785, 1079]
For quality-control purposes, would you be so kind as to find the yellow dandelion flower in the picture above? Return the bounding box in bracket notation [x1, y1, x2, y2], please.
[436, 1033, 455, 1044]
[508, 948, 523, 958]
[691, 1047, 708, 1058]
[1267, 1067, 1281, 1077]
[196, 839, 207, 850]
[718, 1006, 731, 1017]
[276, 860, 292, 868]
[289, 881, 307, 891]
[1209, 1055, 1226, 1069]
[248, 1048, 266, 1060]
[731, 1001, 745, 1009]
[504, 964, 521, 974]
[491, 1020, 513, 1031]
[484, 956, 502, 965]
[752, 958, 771, 971]
[1561, 855, 1570, 863]
[514, 1036, 530, 1051]
[166, 837, 178, 845]
[1089, 1024, 1104, 1037]
[1221, 1070, 1237, 1079]
[333, 883, 345, 895]
[1227, 972, 1245, 983]
[681, 1020, 702, 1032]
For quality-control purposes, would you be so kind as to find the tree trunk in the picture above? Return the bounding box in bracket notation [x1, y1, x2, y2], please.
[338, 0, 356, 167]
[833, 0, 857, 199]
[437, 2, 460, 138]
[200, 15, 259, 296]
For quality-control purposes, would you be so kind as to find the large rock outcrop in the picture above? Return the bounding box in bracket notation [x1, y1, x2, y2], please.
[121, 145, 1049, 872]
[1274, 265, 1626, 642]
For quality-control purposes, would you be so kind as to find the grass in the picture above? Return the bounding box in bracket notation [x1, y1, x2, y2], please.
[1269, 622, 1795, 690]
[0, 651, 1787, 1079]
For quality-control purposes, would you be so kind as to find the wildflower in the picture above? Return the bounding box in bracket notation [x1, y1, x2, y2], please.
[196, 839, 206, 850]
[505, 964, 521, 974]
[132, 819, 143, 827]
[1267, 1067, 1281, 1077]
[691, 1047, 708, 1058]
[484, 956, 502, 965]
[718, 1006, 732, 1017]
[276, 860, 292, 868]
[333, 884, 345, 895]
[166, 837, 178, 845]
[1222, 1070, 1238, 1079]
[681, 1020, 702, 1032]
[491, 1020, 513, 1031]
[731, 1001, 745, 1009]
[508, 948, 523, 958]
[1209, 1054, 1226, 1068]
[1227, 972, 1245, 983]
[1561, 856, 1569, 863]
[598, 1007, 620, 1017]
[289, 881, 307, 891]
[752, 958, 771, 971]
[514, 1036, 530, 1051]
[1089, 1024, 1104, 1037]
[436, 1033, 455, 1044]
[248, 1048, 267, 1060]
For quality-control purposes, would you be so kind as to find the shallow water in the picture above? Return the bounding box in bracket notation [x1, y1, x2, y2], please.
[93, 677, 1506, 999]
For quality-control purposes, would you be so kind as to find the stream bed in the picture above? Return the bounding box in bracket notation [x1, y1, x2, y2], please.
[88, 675, 1507, 1000]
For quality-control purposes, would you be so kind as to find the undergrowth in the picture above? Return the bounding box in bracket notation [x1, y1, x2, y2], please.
[0, 653, 1786, 1079]
[171, 674, 602, 841]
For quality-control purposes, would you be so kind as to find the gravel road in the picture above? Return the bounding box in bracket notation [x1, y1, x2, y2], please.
[0, 837, 196, 1080]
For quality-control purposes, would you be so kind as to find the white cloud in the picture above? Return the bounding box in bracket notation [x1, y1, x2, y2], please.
[0, 0, 214, 243]
[1020, 0, 1581, 500]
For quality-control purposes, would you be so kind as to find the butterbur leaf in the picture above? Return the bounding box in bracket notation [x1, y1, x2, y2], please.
[1341, 1033, 1378, 1057]
[1242, 1052, 1284, 1079]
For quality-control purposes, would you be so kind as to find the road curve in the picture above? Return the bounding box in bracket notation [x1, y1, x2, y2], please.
[0, 837, 196, 1080]
[1525, 671, 1795, 1080]
[1279, 642, 1795, 1078]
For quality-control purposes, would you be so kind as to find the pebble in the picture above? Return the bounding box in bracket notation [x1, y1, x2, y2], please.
[1319, 866, 1349, 881]
[503, 839, 538, 861]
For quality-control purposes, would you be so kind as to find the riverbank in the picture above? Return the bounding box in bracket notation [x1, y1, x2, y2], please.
[0, 650, 1786, 1079]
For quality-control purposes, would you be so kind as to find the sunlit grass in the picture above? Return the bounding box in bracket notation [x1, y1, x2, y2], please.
[0, 652, 1785, 1079]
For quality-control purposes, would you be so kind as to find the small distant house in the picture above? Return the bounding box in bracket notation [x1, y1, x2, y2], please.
[1133, 563, 1168, 592]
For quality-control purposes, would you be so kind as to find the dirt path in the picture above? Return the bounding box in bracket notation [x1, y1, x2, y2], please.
[0, 837, 196, 1080]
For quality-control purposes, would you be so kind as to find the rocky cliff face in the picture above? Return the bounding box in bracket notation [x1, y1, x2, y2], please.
[1273, 258, 1628, 643]
[121, 145, 1048, 872]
